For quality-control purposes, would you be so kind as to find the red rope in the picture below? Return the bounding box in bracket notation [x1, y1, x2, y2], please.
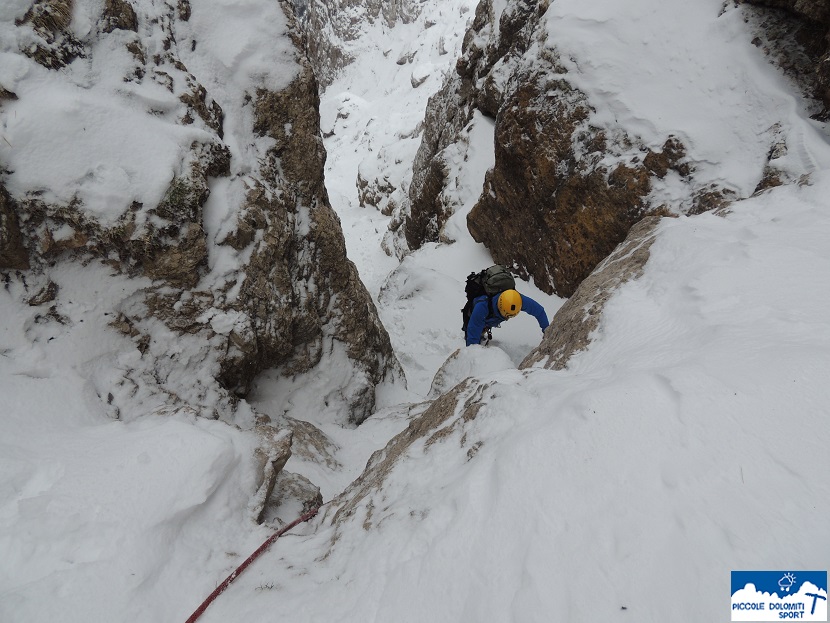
[184, 506, 321, 623]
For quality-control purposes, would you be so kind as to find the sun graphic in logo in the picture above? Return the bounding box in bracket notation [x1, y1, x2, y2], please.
[778, 573, 797, 592]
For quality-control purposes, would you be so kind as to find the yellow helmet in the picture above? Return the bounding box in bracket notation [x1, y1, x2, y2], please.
[497, 289, 522, 318]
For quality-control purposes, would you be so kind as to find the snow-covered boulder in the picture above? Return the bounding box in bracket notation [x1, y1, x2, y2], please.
[428, 344, 515, 398]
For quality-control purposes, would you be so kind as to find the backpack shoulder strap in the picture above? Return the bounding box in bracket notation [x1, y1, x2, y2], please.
[476, 293, 497, 319]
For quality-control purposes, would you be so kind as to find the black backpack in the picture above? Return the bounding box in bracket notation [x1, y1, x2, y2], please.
[461, 265, 516, 333]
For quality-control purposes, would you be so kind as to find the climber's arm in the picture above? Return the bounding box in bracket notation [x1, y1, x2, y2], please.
[520, 294, 549, 332]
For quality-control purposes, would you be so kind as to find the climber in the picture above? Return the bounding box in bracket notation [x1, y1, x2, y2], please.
[464, 288, 549, 346]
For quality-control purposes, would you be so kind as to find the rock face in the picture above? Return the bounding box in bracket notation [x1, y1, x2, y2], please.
[403, 70, 472, 250]
[403, 0, 828, 298]
[329, 381, 476, 530]
[385, 0, 827, 298]
[2, 0, 400, 425]
[0, 186, 29, 270]
[740, 0, 830, 113]
[520, 216, 664, 370]
[402, 0, 541, 253]
[212, 63, 399, 409]
[466, 70, 656, 298]
[403, 0, 684, 297]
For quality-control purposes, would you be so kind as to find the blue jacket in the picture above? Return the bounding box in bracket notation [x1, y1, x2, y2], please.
[465, 293, 549, 346]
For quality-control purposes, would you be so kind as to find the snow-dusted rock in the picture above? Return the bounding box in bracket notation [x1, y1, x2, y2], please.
[741, 0, 830, 110]
[357, 165, 397, 212]
[403, 70, 471, 250]
[406, 0, 827, 299]
[406, 0, 679, 297]
[15, 0, 85, 69]
[101, 0, 138, 33]
[261, 470, 324, 526]
[251, 421, 294, 523]
[1, 0, 402, 450]
[410, 63, 432, 87]
[520, 215, 664, 370]
[329, 377, 484, 530]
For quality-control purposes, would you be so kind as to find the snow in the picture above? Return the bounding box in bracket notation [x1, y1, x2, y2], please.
[2, 0, 829, 622]
[545, 0, 830, 196]
[1, 82, 210, 224]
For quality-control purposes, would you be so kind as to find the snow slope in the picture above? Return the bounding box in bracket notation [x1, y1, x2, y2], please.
[192, 161, 830, 623]
[0, 264, 268, 623]
[2, 0, 830, 621]
[547, 0, 830, 204]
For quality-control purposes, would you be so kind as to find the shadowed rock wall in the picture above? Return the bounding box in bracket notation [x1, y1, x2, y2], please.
[740, 0, 830, 113]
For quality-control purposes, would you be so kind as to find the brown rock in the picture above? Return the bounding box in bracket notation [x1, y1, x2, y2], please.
[17, 0, 85, 69]
[180, 83, 225, 137]
[406, 0, 678, 299]
[27, 280, 59, 306]
[520, 215, 665, 370]
[220, 59, 401, 423]
[102, 0, 138, 33]
[141, 222, 207, 287]
[689, 186, 737, 215]
[405, 72, 472, 250]
[643, 136, 690, 178]
[357, 170, 396, 209]
[41, 226, 88, 255]
[467, 72, 654, 298]
[405, 0, 543, 253]
[253, 65, 327, 193]
[0, 186, 29, 270]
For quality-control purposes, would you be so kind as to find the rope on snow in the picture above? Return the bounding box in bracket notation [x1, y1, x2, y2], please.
[184, 505, 322, 623]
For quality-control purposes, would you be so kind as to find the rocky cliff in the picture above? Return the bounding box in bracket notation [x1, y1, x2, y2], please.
[398, 0, 680, 297]
[400, 0, 823, 298]
[0, 0, 402, 519]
